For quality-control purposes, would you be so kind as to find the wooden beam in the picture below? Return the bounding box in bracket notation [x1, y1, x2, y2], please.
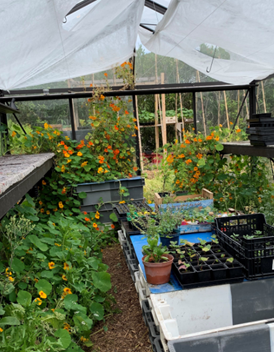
[223, 91, 230, 129]
[196, 71, 206, 135]
[135, 95, 144, 171]
[261, 81, 267, 113]
[161, 73, 167, 146]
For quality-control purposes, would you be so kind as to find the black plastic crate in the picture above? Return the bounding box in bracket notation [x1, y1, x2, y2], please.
[216, 214, 274, 278]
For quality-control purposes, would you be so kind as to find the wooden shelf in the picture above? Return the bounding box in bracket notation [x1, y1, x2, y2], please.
[221, 141, 274, 158]
[0, 153, 54, 219]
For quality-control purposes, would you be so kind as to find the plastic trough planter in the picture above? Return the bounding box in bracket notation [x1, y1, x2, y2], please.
[150, 277, 274, 352]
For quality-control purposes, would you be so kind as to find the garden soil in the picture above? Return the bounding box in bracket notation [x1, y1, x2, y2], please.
[89, 243, 153, 352]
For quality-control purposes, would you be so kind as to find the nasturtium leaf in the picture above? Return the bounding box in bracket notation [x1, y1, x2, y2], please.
[27, 235, 48, 252]
[11, 258, 25, 273]
[35, 279, 52, 295]
[0, 262, 4, 273]
[92, 272, 111, 293]
[40, 270, 54, 279]
[9, 290, 16, 302]
[0, 305, 5, 315]
[90, 302, 104, 320]
[54, 329, 71, 349]
[94, 295, 105, 303]
[0, 316, 20, 326]
[78, 192, 87, 199]
[87, 258, 99, 270]
[109, 213, 118, 222]
[215, 144, 224, 151]
[17, 290, 32, 307]
[18, 282, 28, 290]
[197, 158, 206, 167]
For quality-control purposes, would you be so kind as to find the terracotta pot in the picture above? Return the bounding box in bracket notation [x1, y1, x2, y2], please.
[142, 254, 174, 285]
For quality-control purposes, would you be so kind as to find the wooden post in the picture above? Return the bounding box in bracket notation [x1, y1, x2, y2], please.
[161, 73, 167, 146]
[244, 90, 249, 118]
[196, 71, 206, 135]
[217, 91, 221, 126]
[261, 81, 267, 113]
[237, 90, 240, 112]
[223, 91, 230, 129]
[67, 79, 79, 130]
[176, 59, 184, 140]
[155, 54, 160, 151]
[135, 95, 144, 171]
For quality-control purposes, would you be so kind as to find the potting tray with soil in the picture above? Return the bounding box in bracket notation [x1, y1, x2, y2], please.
[216, 213, 274, 279]
[171, 242, 244, 289]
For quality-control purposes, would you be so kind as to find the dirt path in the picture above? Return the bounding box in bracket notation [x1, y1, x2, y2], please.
[90, 243, 152, 352]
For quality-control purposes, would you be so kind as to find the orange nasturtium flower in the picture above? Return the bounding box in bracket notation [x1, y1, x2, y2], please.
[133, 166, 138, 171]
[185, 139, 191, 144]
[206, 136, 212, 140]
[85, 217, 90, 222]
[11, 131, 16, 137]
[125, 110, 129, 115]
[35, 298, 42, 306]
[100, 95, 105, 100]
[62, 275, 67, 281]
[196, 153, 203, 159]
[63, 287, 72, 295]
[59, 202, 64, 209]
[48, 262, 55, 270]
[236, 129, 241, 133]
[77, 152, 83, 157]
[104, 73, 108, 77]
[194, 167, 198, 171]
[111, 224, 115, 229]
[81, 161, 88, 167]
[93, 223, 97, 228]
[40, 208, 44, 213]
[42, 180, 46, 185]
[185, 159, 192, 164]
[63, 262, 70, 270]
[39, 291, 47, 299]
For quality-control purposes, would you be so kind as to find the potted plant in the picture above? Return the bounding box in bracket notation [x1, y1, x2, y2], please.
[157, 207, 183, 247]
[142, 235, 174, 285]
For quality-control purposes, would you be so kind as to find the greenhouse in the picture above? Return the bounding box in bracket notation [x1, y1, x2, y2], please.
[2, 1, 274, 351]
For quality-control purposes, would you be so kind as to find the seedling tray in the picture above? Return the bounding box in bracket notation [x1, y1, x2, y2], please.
[216, 214, 274, 278]
[171, 242, 244, 287]
[113, 199, 153, 220]
[246, 127, 274, 134]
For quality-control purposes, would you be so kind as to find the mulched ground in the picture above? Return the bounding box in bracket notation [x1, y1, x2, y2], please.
[89, 243, 153, 352]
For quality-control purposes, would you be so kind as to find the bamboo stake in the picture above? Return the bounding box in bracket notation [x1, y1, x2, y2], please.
[176, 59, 184, 140]
[244, 90, 249, 119]
[261, 81, 267, 113]
[196, 71, 206, 135]
[237, 90, 240, 112]
[135, 95, 144, 171]
[223, 91, 230, 129]
[161, 73, 167, 147]
[155, 54, 160, 152]
[217, 91, 221, 126]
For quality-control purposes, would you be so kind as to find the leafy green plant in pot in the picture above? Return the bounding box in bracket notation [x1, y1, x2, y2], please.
[142, 235, 174, 285]
[158, 207, 183, 247]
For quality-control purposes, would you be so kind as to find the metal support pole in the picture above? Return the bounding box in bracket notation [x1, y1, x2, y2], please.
[249, 83, 256, 119]
[68, 98, 76, 140]
[0, 112, 9, 154]
[232, 90, 249, 131]
[192, 92, 197, 133]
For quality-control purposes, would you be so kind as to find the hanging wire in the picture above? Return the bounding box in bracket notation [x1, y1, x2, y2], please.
[52, 0, 72, 83]
[206, 46, 217, 73]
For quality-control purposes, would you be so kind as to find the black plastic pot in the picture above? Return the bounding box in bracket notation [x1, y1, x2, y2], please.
[160, 233, 179, 247]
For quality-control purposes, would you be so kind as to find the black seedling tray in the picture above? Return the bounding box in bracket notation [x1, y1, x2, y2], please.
[249, 134, 274, 141]
[121, 219, 141, 236]
[246, 127, 274, 135]
[171, 241, 244, 288]
[216, 214, 274, 279]
[113, 199, 153, 219]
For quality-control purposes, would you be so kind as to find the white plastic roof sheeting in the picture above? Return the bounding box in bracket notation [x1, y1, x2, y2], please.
[139, 0, 274, 85]
[0, 0, 144, 90]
